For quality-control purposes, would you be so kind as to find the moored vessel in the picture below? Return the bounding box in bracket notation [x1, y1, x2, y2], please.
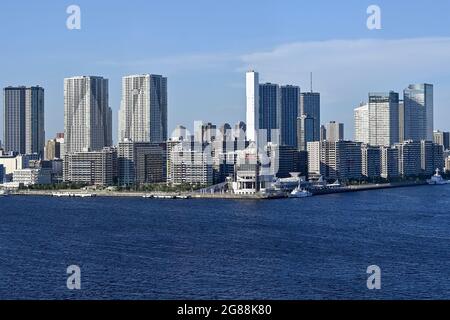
[427, 169, 450, 185]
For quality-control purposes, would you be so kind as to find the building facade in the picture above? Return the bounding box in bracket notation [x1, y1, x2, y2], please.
[326, 121, 344, 142]
[118, 74, 168, 143]
[403, 84, 433, 142]
[63, 147, 117, 186]
[433, 130, 449, 151]
[13, 168, 51, 186]
[396, 140, 421, 177]
[368, 92, 399, 147]
[246, 71, 259, 143]
[300, 92, 320, 141]
[259, 83, 281, 143]
[64, 76, 112, 154]
[297, 114, 315, 152]
[361, 144, 381, 179]
[45, 139, 61, 160]
[319, 141, 362, 181]
[280, 85, 300, 147]
[3, 86, 45, 156]
[118, 141, 166, 186]
[307, 141, 321, 176]
[380, 146, 399, 179]
[354, 103, 369, 144]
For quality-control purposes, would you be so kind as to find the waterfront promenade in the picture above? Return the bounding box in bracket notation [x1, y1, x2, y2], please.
[6, 181, 430, 200]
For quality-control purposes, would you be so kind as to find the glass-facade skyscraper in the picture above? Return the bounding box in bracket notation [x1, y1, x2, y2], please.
[280, 85, 300, 147]
[300, 92, 320, 141]
[403, 84, 433, 142]
[259, 83, 281, 143]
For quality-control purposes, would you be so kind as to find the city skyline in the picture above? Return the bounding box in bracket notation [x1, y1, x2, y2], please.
[2, 1, 450, 141]
[2, 74, 449, 150]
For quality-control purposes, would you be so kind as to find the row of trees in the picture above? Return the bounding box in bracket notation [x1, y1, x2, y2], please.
[21, 182, 207, 193]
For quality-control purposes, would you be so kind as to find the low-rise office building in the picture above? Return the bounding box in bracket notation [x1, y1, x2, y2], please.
[167, 140, 213, 186]
[396, 140, 421, 177]
[322, 141, 362, 181]
[63, 148, 117, 186]
[13, 168, 51, 186]
[118, 141, 166, 186]
[380, 146, 399, 179]
[361, 144, 381, 179]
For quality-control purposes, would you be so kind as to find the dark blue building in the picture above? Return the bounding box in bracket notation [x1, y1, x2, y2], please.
[259, 83, 280, 143]
[281, 85, 300, 147]
[300, 92, 321, 141]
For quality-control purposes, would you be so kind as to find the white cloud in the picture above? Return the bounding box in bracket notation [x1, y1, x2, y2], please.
[239, 37, 450, 136]
[95, 37, 450, 136]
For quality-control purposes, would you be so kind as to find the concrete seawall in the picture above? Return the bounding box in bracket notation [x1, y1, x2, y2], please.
[7, 181, 430, 200]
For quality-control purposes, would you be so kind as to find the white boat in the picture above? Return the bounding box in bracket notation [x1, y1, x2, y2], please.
[427, 169, 450, 185]
[289, 181, 313, 198]
[289, 187, 312, 198]
[0, 190, 8, 196]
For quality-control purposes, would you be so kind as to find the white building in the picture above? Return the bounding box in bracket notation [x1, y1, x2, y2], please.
[354, 103, 369, 144]
[13, 168, 51, 186]
[232, 142, 274, 195]
[307, 141, 321, 176]
[368, 92, 400, 147]
[246, 71, 259, 143]
[0, 154, 39, 177]
[64, 76, 112, 154]
[118, 74, 168, 143]
[167, 141, 213, 186]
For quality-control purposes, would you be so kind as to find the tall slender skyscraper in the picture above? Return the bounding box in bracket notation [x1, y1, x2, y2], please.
[246, 71, 259, 143]
[368, 92, 399, 147]
[300, 92, 320, 141]
[64, 76, 111, 154]
[118, 74, 168, 143]
[280, 85, 300, 147]
[403, 84, 433, 141]
[3, 86, 45, 155]
[259, 83, 281, 143]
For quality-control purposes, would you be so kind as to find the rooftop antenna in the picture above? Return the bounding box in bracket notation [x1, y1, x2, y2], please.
[310, 72, 313, 93]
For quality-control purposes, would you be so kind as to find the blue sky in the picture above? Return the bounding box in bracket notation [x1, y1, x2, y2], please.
[1, 0, 450, 141]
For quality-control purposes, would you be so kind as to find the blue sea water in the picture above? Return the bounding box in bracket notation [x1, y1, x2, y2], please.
[0, 185, 449, 300]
